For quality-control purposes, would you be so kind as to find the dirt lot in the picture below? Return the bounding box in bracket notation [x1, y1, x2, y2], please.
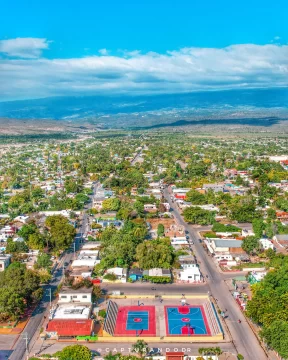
[147, 218, 176, 230]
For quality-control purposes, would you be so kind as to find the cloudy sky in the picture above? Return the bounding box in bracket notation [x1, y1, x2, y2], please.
[0, 0, 288, 101]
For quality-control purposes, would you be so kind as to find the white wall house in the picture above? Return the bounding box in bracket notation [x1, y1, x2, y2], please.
[58, 288, 92, 304]
[179, 267, 201, 282]
[214, 253, 233, 261]
[71, 259, 100, 268]
[259, 238, 274, 250]
[170, 237, 188, 245]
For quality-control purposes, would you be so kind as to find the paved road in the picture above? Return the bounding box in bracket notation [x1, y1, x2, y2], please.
[9, 184, 99, 360]
[164, 188, 267, 360]
[101, 282, 209, 295]
[34, 340, 236, 357]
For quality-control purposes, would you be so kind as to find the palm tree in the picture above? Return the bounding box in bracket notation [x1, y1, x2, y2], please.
[131, 340, 150, 358]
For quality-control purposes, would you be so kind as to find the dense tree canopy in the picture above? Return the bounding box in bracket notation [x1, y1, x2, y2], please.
[136, 238, 174, 269]
[45, 215, 76, 250]
[183, 207, 215, 225]
[247, 255, 288, 359]
[0, 263, 40, 320]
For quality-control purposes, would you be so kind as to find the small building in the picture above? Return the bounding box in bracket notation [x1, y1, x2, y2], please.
[259, 238, 274, 250]
[273, 234, 288, 248]
[46, 319, 93, 339]
[105, 267, 127, 282]
[69, 267, 93, 282]
[179, 267, 201, 282]
[81, 242, 101, 250]
[248, 271, 267, 284]
[170, 237, 188, 246]
[144, 268, 171, 278]
[178, 255, 197, 269]
[203, 184, 224, 193]
[144, 204, 158, 212]
[58, 287, 93, 304]
[71, 259, 100, 269]
[128, 268, 144, 281]
[210, 239, 244, 253]
[242, 229, 255, 238]
[0, 254, 11, 271]
[13, 215, 30, 224]
[214, 253, 233, 261]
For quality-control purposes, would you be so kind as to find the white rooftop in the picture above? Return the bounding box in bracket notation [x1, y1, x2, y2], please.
[51, 304, 91, 319]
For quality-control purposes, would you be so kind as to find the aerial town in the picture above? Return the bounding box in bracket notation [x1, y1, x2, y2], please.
[0, 132, 287, 360]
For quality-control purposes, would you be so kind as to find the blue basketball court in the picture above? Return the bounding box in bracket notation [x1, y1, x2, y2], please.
[165, 306, 210, 336]
[126, 310, 149, 331]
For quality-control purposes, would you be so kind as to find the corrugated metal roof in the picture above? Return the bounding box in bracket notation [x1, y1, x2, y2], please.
[214, 239, 243, 248]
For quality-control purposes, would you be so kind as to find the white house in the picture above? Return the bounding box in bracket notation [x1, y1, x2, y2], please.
[144, 204, 157, 212]
[58, 287, 92, 304]
[71, 259, 100, 269]
[259, 238, 274, 250]
[179, 267, 201, 282]
[242, 229, 255, 237]
[170, 237, 188, 245]
[214, 253, 233, 261]
[106, 267, 127, 282]
[14, 215, 30, 223]
[13, 237, 24, 242]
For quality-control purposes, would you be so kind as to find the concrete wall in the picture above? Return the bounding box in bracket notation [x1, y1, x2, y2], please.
[101, 331, 223, 342]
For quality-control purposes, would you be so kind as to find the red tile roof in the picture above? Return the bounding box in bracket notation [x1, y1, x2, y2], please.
[166, 352, 185, 360]
[46, 319, 92, 336]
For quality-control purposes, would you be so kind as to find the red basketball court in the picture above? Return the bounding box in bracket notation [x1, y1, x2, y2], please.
[114, 306, 156, 336]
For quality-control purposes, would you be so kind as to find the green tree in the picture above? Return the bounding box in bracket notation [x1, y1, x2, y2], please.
[55, 344, 92, 360]
[35, 253, 52, 269]
[5, 239, 29, 254]
[45, 215, 76, 250]
[102, 198, 121, 211]
[136, 238, 174, 269]
[183, 207, 215, 225]
[92, 285, 103, 302]
[252, 219, 265, 239]
[242, 236, 260, 254]
[131, 340, 150, 358]
[157, 223, 165, 237]
[18, 223, 38, 241]
[31, 187, 45, 201]
[0, 265, 40, 320]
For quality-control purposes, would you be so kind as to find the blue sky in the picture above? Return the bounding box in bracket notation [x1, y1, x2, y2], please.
[0, 0, 288, 100]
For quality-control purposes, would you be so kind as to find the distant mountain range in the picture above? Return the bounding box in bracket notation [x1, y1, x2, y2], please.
[0, 88, 287, 129]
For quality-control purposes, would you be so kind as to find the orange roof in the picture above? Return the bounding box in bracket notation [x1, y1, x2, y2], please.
[166, 352, 185, 360]
[46, 319, 92, 336]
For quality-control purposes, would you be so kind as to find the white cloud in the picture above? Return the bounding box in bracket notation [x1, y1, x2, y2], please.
[99, 48, 109, 56]
[0, 42, 288, 100]
[0, 37, 49, 58]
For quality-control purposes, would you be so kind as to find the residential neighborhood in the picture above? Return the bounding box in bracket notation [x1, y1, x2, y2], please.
[0, 132, 287, 360]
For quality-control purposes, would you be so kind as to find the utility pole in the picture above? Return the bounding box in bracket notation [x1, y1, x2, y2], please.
[73, 242, 76, 259]
[23, 332, 29, 360]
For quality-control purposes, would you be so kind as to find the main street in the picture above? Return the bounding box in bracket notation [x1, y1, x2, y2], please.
[163, 188, 267, 360]
[8, 183, 99, 360]
[102, 282, 208, 295]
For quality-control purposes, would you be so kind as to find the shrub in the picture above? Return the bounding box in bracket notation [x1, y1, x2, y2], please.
[98, 309, 106, 318]
[103, 273, 117, 281]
